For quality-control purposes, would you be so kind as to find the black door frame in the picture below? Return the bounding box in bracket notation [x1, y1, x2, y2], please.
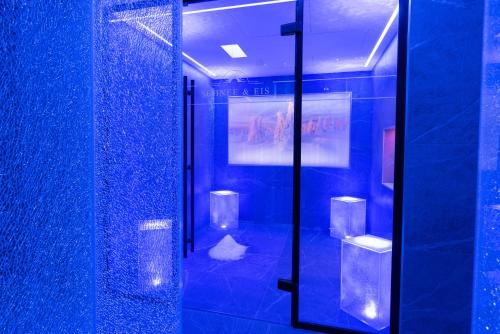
[115, 0, 409, 333]
[276, 1, 409, 333]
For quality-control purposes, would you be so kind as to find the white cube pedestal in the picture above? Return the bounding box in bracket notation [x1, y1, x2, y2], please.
[330, 196, 366, 239]
[138, 219, 172, 291]
[210, 190, 239, 230]
[341, 235, 392, 331]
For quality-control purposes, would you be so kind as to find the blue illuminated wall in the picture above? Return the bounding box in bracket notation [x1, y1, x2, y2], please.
[370, 36, 398, 239]
[0, 1, 94, 332]
[473, 0, 500, 332]
[94, 2, 183, 333]
[400, 0, 484, 333]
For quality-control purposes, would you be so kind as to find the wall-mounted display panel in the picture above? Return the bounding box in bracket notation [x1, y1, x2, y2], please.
[228, 92, 351, 167]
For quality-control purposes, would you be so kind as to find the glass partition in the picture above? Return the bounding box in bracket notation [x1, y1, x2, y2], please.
[297, 0, 400, 332]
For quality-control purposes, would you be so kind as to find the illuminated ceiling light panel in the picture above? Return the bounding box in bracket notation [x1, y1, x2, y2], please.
[183, 0, 296, 15]
[221, 44, 248, 58]
[136, 22, 216, 77]
[364, 5, 399, 68]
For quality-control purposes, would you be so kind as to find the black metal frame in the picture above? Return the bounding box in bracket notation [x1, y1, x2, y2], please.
[183, 76, 196, 258]
[118, 0, 410, 332]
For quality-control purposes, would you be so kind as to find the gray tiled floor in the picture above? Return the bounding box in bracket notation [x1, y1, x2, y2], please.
[183, 223, 388, 333]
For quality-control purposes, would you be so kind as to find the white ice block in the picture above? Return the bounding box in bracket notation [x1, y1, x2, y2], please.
[341, 235, 392, 330]
[138, 219, 172, 291]
[210, 190, 239, 230]
[330, 196, 366, 239]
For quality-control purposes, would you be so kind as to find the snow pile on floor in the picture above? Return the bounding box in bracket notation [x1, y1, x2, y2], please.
[208, 235, 248, 261]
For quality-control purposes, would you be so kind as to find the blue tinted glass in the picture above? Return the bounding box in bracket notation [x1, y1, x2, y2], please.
[473, 1, 500, 333]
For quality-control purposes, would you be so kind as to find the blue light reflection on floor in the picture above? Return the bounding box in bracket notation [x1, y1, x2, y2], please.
[183, 223, 292, 323]
[183, 223, 389, 333]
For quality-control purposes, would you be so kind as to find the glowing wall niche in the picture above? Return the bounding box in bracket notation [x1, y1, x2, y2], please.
[341, 235, 392, 330]
[138, 220, 172, 291]
[330, 196, 366, 239]
[210, 191, 239, 230]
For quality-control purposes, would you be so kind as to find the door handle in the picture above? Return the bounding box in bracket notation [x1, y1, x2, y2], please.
[278, 278, 297, 293]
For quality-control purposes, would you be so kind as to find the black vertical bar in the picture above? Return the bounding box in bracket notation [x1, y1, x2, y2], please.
[279, 0, 407, 332]
[291, 0, 304, 327]
[183, 76, 188, 258]
[390, 0, 409, 333]
[190, 79, 195, 253]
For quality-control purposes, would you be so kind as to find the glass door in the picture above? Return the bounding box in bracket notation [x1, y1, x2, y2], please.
[280, 0, 406, 333]
[181, 0, 299, 327]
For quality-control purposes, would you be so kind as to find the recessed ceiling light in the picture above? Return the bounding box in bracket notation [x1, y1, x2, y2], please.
[221, 44, 248, 58]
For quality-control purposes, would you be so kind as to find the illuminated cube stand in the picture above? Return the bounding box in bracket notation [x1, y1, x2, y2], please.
[210, 190, 239, 230]
[138, 219, 172, 291]
[341, 235, 392, 331]
[330, 196, 366, 239]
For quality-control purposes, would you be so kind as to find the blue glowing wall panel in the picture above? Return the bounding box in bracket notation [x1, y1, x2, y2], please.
[0, 2, 94, 332]
[212, 73, 374, 229]
[94, 1, 183, 333]
[330, 196, 367, 239]
[473, 0, 500, 332]
[401, 0, 484, 332]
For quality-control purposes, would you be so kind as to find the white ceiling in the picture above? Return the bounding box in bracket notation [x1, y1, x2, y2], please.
[113, 0, 399, 78]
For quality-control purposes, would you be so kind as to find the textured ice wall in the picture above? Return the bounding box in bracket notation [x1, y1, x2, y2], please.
[94, 0, 183, 333]
[0, 1, 94, 332]
[473, 0, 500, 332]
